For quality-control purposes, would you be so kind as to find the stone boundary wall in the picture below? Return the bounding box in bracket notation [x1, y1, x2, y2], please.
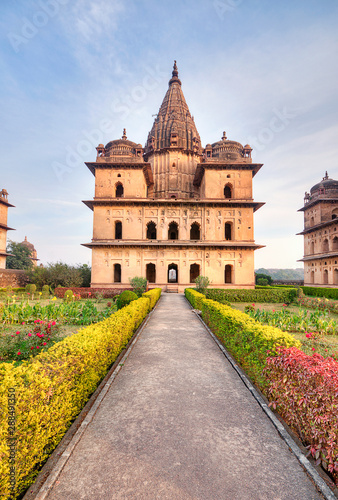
[272, 280, 304, 286]
[0, 269, 30, 287]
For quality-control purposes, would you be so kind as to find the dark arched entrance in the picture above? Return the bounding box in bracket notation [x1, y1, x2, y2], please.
[168, 263, 178, 283]
[114, 263, 121, 283]
[190, 263, 200, 283]
[146, 263, 156, 283]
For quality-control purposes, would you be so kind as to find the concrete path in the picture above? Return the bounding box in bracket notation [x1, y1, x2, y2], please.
[37, 294, 324, 500]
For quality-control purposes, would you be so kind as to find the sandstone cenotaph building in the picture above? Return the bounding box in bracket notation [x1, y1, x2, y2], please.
[83, 63, 264, 291]
[0, 189, 14, 269]
[298, 172, 338, 286]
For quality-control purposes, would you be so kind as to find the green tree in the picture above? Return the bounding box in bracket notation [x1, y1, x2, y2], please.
[255, 273, 273, 285]
[77, 263, 91, 287]
[6, 241, 33, 270]
[28, 262, 83, 289]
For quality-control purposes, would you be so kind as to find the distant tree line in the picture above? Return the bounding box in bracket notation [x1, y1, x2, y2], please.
[5, 240, 91, 288]
[255, 268, 304, 281]
[28, 262, 91, 288]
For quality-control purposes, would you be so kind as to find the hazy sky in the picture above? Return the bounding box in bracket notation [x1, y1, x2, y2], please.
[1, 0, 338, 269]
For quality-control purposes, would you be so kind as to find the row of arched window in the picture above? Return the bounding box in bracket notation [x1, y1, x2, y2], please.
[112, 183, 234, 199]
[112, 262, 233, 284]
[309, 236, 338, 254]
[309, 269, 338, 285]
[309, 209, 338, 226]
[112, 220, 234, 240]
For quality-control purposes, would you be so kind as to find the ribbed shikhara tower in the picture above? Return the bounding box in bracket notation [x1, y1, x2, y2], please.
[83, 62, 264, 291]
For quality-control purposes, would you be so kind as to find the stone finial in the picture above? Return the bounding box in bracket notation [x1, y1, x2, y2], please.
[222, 131, 227, 141]
[122, 128, 127, 140]
[323, 171, 329, 180]
[169, 60, 181, 86]
[172, 60, 178, 78]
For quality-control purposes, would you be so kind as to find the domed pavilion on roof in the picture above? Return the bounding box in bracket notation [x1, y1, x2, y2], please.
[298, 172, 338, 286]
[82, 62, 264, 291]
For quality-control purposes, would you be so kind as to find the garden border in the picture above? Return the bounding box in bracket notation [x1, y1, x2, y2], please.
[23, 297, 161, 500]
[188, 301, 338, 500]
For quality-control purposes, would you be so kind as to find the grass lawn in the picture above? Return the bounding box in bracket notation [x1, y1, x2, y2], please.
[0, 297, 118, 363]
[231, 302, 338, 360]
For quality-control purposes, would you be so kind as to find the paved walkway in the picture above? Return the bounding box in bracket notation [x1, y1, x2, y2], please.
[36, 294, 324, 499]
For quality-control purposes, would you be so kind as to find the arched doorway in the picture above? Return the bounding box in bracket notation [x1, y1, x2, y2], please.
[224, 264, 232, 284]
[190, 263, 200, 283]
[190, 223, 200, 240]
[114, 263, 121, 283]
[311, 271, 315, 284]
[115, 221, 122, 239]
[224, 223, 232, 241]
[146, 222, 157, 239]
[115, 183, 124, 198]
[146, 263, 156, 283]
[224, 184, 232, 198]
[323, 269, 329, 284]
[334, 269, 338, 285]
[168, 222, 178, 240]
[168, 263, 178, 283]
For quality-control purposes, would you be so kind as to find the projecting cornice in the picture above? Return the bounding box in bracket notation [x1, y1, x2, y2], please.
[298, 251, 338, 262]
[82, 198, 265, 212]
[298, 197, 338, 212]
[296, 218, 338, 235]
[82, 240, 264, 250]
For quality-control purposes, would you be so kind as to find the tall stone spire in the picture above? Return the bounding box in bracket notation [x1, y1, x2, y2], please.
[144, 61, 202, 157]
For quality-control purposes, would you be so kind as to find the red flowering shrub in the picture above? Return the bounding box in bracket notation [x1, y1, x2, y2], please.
[264, 347, 338, 484]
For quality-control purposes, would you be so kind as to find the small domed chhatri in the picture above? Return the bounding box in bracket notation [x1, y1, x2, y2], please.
[95, 129, 144, 163]
[83, 62, 264, 291]
[298, 172, 338, 287]
[310, 171, 338, 198]
[21, 236, 39, 266]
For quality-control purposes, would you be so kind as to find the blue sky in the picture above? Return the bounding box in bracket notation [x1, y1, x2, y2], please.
[1, 0, 337, 269]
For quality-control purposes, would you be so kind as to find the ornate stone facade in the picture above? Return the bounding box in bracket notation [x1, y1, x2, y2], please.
[0, 189, 14, 269]
[298, 172, 338, 286]
[83, 63, 264, 291]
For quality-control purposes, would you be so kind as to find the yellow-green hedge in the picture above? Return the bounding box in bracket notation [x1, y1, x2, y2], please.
[0, 289, 161, 499]
[143, 288, 162, 309]
[185, 289, 300, 388]
[184, 289, 205, 310]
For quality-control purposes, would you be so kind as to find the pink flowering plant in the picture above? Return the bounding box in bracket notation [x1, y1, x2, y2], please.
[0, 319, 61, 362]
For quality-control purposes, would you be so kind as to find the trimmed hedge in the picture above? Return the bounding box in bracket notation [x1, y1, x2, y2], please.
[184, 289, 205, 310]
[0, 288, 161, 498]
[143, 288, 162, 309]
[185, 289, 300, 387]
[264, 347, 338, 485]
[205, 287, 297, 304]
[302, 286, 338, 300]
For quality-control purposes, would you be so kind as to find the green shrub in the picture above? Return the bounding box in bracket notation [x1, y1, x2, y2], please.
[185, 290, 300, 388]
[142, 288, 162, 309]
[0, 289, 161, 498]
[256, 278, 269, 286]
[25, 284, 36, 295]
[194, 275, 210, 294]
[116, 290, 138, 309]
[129, 276, 148, 297]
[302, 286, 338, 300]
[64, 290, 73, 302]
[42, 284, 50, 298]
[184, 289, 205, 310]
[205, 287, 297, 304]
